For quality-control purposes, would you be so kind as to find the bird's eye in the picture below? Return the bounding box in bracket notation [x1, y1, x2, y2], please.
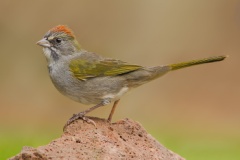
[55, 38, 62, 43]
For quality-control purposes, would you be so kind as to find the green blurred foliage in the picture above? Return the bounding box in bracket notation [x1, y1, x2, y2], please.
[0, 0, 240, 159]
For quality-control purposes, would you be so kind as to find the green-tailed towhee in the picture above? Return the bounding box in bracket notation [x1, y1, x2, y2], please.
[36, 25, 227, 128]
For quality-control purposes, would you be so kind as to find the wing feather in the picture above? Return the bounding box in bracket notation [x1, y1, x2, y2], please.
[70, 59, 142, 80]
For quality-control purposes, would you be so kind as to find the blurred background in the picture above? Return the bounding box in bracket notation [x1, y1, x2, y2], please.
[0, 0, 239, 159]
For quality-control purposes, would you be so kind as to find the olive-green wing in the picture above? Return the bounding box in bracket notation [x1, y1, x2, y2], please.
[69, 59, 143, 80]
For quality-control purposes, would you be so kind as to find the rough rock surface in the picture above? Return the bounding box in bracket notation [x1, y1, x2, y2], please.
[10, 117, 185, 160]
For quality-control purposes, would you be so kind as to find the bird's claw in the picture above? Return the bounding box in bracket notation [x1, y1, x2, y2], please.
[63, 112, 96, 131]
[82, 116, 96, 127]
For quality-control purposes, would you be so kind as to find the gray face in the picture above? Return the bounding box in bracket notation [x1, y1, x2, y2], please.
[37, 31, 78, 63]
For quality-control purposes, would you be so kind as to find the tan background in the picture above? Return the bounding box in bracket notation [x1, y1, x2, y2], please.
[0, 0, 239, 157]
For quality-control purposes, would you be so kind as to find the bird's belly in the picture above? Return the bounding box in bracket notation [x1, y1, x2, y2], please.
[101, 86, 129, 101]
[49, 68, 127, 105]
[50, 76, 95, 104]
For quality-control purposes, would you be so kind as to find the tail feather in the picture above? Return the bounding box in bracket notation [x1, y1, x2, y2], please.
[126, 55, 227, 88]
[169, 55, 227, 71]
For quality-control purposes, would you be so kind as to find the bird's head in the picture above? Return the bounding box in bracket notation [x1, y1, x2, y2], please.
[37, 25, 81, 62]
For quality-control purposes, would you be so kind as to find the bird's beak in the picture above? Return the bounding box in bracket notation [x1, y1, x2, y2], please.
[36, 38, 51, 47]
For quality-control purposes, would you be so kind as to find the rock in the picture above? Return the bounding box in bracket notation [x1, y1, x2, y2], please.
[10, 117, 185, 160]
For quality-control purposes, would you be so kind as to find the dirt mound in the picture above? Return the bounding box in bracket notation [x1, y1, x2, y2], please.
[10, 117, 185, 160]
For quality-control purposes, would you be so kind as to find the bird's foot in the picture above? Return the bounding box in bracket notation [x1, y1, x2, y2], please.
[63, 112, 96, 131]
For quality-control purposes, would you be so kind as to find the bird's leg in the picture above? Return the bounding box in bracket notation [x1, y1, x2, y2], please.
[64, 100, 110, 130]
[107, 99, 120, 122]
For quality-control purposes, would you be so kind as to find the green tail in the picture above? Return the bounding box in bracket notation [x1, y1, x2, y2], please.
[169, 55, 227, 71]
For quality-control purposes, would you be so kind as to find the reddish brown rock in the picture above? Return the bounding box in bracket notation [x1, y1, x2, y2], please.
[10, 117, 185, 160]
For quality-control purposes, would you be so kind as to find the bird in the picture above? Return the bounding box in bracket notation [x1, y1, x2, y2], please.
[36, 25, 227, 128]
